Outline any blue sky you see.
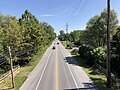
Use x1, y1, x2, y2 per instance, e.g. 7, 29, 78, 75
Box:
0, 0, 120, 35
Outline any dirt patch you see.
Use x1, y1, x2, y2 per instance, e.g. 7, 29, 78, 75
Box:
8, 70, 20, 78
0, 69, 20, 90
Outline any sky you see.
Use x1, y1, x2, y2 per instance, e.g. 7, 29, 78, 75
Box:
0, 0, 120, 35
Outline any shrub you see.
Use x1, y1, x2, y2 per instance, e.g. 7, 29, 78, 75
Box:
78, 45, 106, 67
78, 45, 95, 66
91, 47, 106, 67
78, 45, 93, 56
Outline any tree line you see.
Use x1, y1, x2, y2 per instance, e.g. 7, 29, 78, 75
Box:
59, 9, 120, 78
0, 10, 56, 72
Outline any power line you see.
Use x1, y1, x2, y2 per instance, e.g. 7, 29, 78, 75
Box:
67, 0, 82, 23
69, 0, 89, 25
0, 48, 33, 66
0, 60, 8, 66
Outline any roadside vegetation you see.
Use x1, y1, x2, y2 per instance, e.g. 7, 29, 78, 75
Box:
0, 10, 56, 89
0, 44, 51, 90
15, 44, 51, 90
59, 9, 120, 89
60, 41, 73, 48
72, 55, 117, 90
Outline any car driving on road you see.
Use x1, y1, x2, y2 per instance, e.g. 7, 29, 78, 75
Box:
57, 42, 59, 45
52, 46, 55, 49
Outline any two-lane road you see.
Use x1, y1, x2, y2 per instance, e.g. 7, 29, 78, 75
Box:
20, 40, 96, 90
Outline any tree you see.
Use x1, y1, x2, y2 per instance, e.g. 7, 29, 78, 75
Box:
59, 30, 65, 41
41, 22, 56, 45
0, 27, 3, 58
0, 10, 56, 68
111, 26, 120, 77
20, 10, 42, 50
69, 30, 82, 46
84, 9, 118, 47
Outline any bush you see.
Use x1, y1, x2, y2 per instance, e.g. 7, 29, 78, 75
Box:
111, 57, 120, 78
91, 47, 106, 67
78, 45, 95, 66
74, 41, 81, 46
78, 45, 106, 67
78, 45, 92, 57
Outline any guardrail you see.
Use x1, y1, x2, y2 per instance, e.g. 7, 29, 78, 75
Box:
0, 65, 20, 83
95, 64, 116, 82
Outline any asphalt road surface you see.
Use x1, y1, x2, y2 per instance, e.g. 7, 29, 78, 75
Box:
20, 39, 97, 90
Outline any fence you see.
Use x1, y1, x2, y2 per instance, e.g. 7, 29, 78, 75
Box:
0, 65, 20, 83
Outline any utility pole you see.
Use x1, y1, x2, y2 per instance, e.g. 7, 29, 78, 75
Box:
65, 23, 69, 47
8, 47, 14, 88
106, 0, 111, 88
65, 23, 69, 34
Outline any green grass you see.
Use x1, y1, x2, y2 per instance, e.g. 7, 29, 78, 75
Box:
0, 43, 52, 90
61, 41, 67, 48
60, 41, 72, 48
72, 55, 117, 90
14, 44, 51, 90
60, 41, 117, 90
0, 70, 6, 77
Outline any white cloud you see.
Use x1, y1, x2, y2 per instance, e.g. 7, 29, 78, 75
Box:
40, 14, 57, 17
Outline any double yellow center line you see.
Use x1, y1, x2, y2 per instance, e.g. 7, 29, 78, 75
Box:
56, 45, 59, 90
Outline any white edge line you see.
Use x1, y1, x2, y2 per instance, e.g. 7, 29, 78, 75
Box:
66, 62, 79, 89
35, 51, 52, 90
60, 46, 79, 89
61, 46, 79, 90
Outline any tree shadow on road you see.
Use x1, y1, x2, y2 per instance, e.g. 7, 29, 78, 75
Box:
64, 55, 89, 69
63, 82, 97, 90
66, 55, 117, 90
64, 56, 79, 66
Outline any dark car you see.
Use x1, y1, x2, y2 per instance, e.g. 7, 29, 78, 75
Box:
52, 46, 55, 49
57, 42, 59, 45
70, 46, 73, 49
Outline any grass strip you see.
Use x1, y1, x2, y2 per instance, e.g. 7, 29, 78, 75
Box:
15, 44, 51, 90
60, 41, 67, 48
72, 55, 116, 90
60, 41, 116, 90
0, 43, 51, 90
